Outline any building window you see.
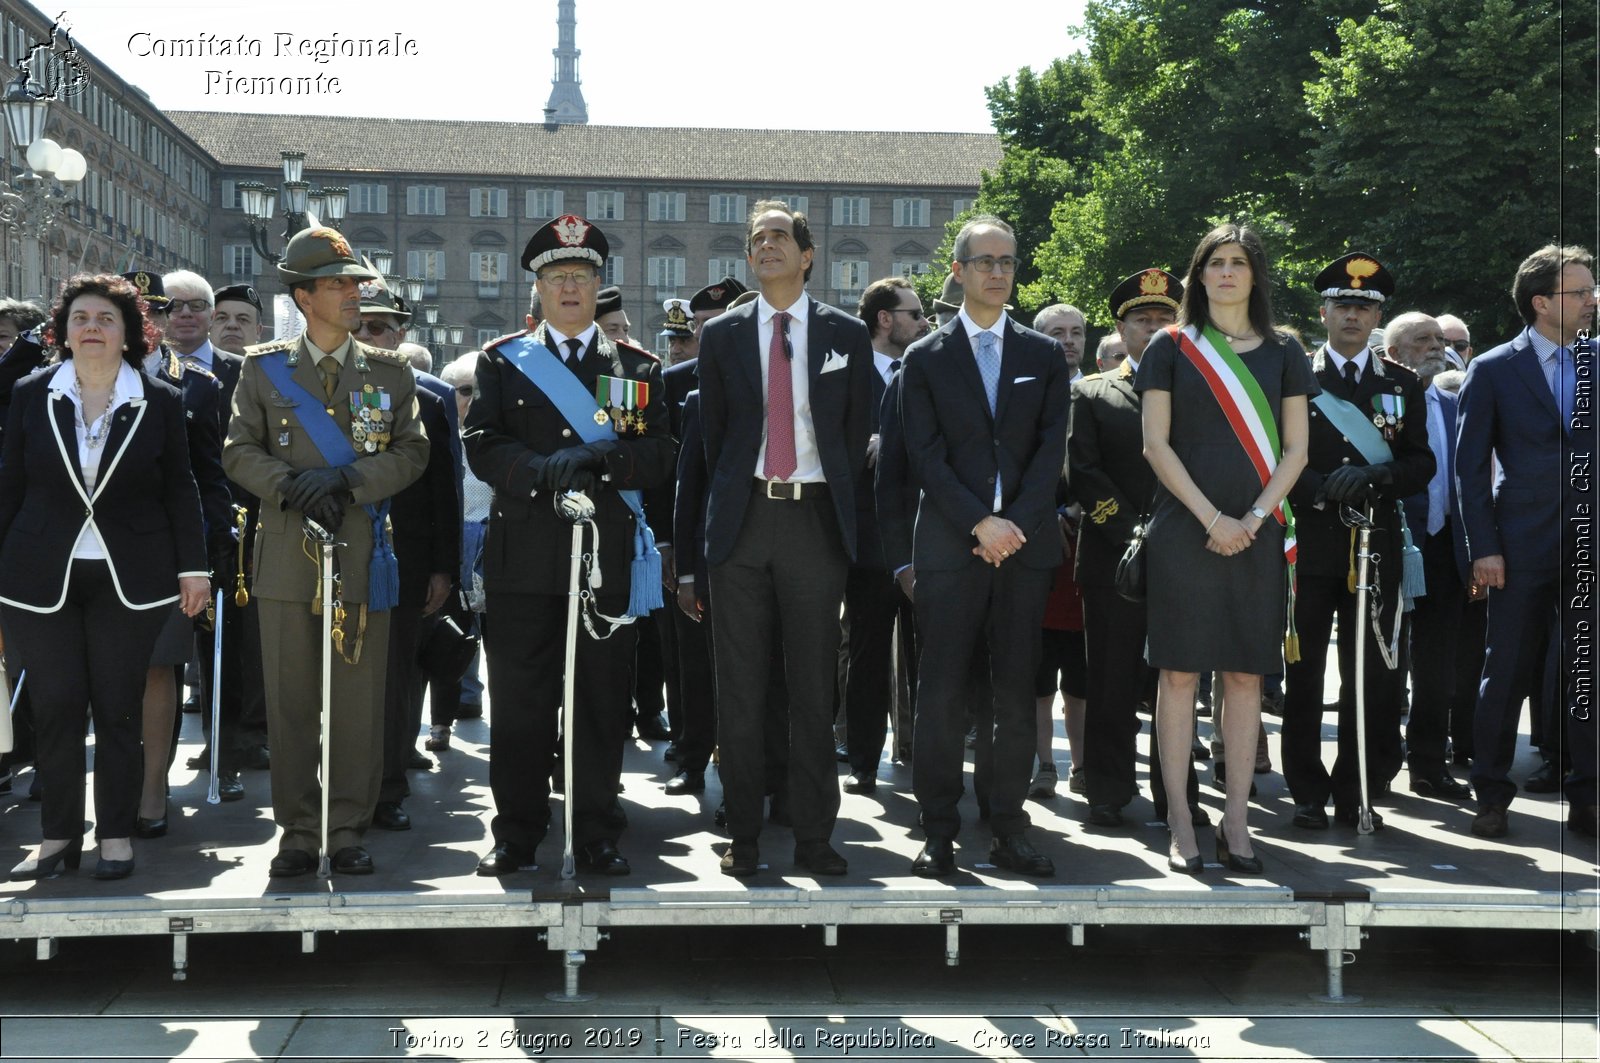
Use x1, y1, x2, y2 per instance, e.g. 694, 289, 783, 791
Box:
832, 259, 870, 293
832, 197, 870, 226
221, 179, 241, 210
347, 183, 388, 214
407, 250, 446, 295
647, 256, 685, 291
603, 257, 624, 287
224, 244, 259, 277
469, 188, 507, 218
526, 188, 564, 219
655, 333, 670, 357
406, 185, 446, 216
470, 252, 508, 297
707, 258, 746, 285
893, 198, 930, 227
953, 198, 973, 216
709, 194, 747, 224
648, 192, 685, 221
779, 195, 809, 216
893, 261, 932, 279
586, 191, 624, 221
476, 328, 502, 348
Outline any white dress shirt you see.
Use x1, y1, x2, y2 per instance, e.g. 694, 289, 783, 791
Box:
1424, 384, 1449, 537
1326, 346, 1372, 383
49, 360, 145, 560
958, 307, 1009, 511
754, 292, 823, 482
545, 322, 598, 362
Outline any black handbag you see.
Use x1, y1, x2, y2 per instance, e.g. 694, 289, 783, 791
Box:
1114, 517, 1150, 603
417, 592, 481, 682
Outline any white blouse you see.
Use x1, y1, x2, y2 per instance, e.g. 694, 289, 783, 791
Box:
46, 360, 145, 561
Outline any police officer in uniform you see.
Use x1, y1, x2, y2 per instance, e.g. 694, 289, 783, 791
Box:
464, 215, 673, 877
1283, 254, 1435, 830
222, 228, 428, 876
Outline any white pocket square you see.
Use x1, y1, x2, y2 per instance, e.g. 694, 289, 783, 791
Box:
820, 350, 849, 374
1013, 376, 1037, 384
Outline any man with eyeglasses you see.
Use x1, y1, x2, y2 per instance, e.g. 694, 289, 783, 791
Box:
697, 200, 872, 877
357, 281, 462, 835
464, 215, 673, 877
837, 276, 928, 796
1033, 304, 1087, 384
1436, 313, 1473, 370
1457, 244, 1598, 839
899, 214, 1070, 878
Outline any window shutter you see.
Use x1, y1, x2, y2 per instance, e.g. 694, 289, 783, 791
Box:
470, 191, 481, 218
221, 179, 235, 210
674, 193, 685, 220
832, 198, 844, 226
586, 191, 597, 217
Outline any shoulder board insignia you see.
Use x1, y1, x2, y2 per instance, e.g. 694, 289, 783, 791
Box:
616, 339, 660, 364
243, 338, 295, 357
179, 359, 216, 380
359, 344, 409, 367
484, 329, 530, 351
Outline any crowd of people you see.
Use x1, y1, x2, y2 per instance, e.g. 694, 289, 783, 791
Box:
0, 202, 1592, 884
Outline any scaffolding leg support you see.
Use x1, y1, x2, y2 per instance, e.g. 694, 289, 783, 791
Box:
544, 906, 601, 1003
172, 934, 188, 982
546, 950, 593, 1004
1303, 904, 1365, 1004
944, 924, 960, 967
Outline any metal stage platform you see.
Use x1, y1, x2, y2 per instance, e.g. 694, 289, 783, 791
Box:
0, 700, 1595, 1001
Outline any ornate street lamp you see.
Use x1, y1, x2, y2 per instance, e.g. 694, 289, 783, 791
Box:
240, 150, 350, 265
0, 71, 87, 239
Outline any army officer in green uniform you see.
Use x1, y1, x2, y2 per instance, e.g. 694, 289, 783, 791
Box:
222, 227, 428, 876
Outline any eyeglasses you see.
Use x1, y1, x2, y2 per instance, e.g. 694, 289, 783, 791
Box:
1445, 338, 1470, 352
355, 320, 397, 336
1550, 287, 1600, 300
168, 299, 211, 313
539, 268, 597, 287
889, 307, 926, 319
958, 255, 1019, 275
454, 385, 474, 396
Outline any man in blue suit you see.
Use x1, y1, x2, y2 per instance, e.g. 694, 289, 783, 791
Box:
898, 215, 1070, 877
1388, 312, 1472, 800
1457, 244, 1598, 838
697, 200, 872, 877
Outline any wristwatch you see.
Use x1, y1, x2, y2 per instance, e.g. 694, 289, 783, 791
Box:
1249, 506, 1269, 521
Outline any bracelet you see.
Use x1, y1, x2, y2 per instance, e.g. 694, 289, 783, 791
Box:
1205, 510, 1222, 534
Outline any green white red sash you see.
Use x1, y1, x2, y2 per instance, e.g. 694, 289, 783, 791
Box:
1168, 324, 1302, 662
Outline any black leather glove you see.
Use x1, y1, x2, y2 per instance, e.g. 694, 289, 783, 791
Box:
1321, 465, 1377, 505
545, 441, 615, 491
284, 466, 360, 512
305, 492, 348, 533
564, 469, 599, 495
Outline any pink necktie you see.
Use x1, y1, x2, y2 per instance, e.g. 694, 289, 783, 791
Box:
763, 311, 796, 480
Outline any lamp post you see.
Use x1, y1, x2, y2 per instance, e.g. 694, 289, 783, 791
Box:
1, 71, 87, 298
237, 150, 348, 265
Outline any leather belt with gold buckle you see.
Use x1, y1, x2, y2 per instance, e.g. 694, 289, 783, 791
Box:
758, 479, 826, 501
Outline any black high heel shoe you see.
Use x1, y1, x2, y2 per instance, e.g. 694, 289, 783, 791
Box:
92, 856, 135, 881
1215, 827, 1263, 874
1167, 847, 1203, 875
134, 802, 168, 839
10, 839, 83, 880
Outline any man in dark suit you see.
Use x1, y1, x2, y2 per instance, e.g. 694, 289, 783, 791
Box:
1068, 268, 1202, 827
1284, 254, 1435, 831
464, 215, 674, 876
1458, 244, 1598, 838
698, 200, 872, 877
899, 214, 1070, 877
659, 279, 745, 793
1385, 313, 1473, 800
840, 276, 928, 794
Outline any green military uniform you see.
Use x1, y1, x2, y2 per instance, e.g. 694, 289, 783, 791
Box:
220, 229, 428, 864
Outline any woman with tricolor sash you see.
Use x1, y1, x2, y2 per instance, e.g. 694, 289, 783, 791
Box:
1135, 223, 1317, 875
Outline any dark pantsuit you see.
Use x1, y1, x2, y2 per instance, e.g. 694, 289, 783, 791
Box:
4, 561, 165, 841
1451, 598, 1486, 761
379, 603, 425, 803
913, 563, 1052, 839
1471, 572, 1559, 810
1283, 572, 1405, 808
709, 493, 846, 845
484, 590, 636, 851
634, 607, 667, 717
670, 603, 716, 772
842, 564, 900, 777
1406, 525, 1465, 775
257, 597, 390, 853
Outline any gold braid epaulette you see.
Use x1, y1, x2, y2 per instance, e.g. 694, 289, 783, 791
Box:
243, 338, 295, 357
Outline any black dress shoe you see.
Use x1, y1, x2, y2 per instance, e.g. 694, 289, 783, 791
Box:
1189, 804, 1212, 828
720, 841, 759, 877
91, 856, 135, 880
911, 837, 955, 878
990, 833, 1053, 877
635, 712, 672, 741
1215, 828, 1263, 874
713, 802, 727, 828
794, 840, 847, 875
843, 773, 876, 795
1192, 737, 1211, 761
1086, 803, 1123, 827
664, 769, 705, 795
476, 842, 537, 876
407, 750, 433, 770
134, 804, 168, 839
576, 840, 631, 876
1471, 806, 1509, 838
1292, 804, 1329, 829
372, 801, 411, 831
1333, 804, 1384, 830
1410, 772, 1471, 799
1167, 848, 1202, 875
217, 771, 245, 802
186, 748, 210, 770
269, 849, 317, 877
331, 846, 374, 874
9, 840, 82, 880
242, 745, 271, 771
1524, 760, 1561, 793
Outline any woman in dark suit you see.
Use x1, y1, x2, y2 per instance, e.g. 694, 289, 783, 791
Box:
0, 274, 208, 881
